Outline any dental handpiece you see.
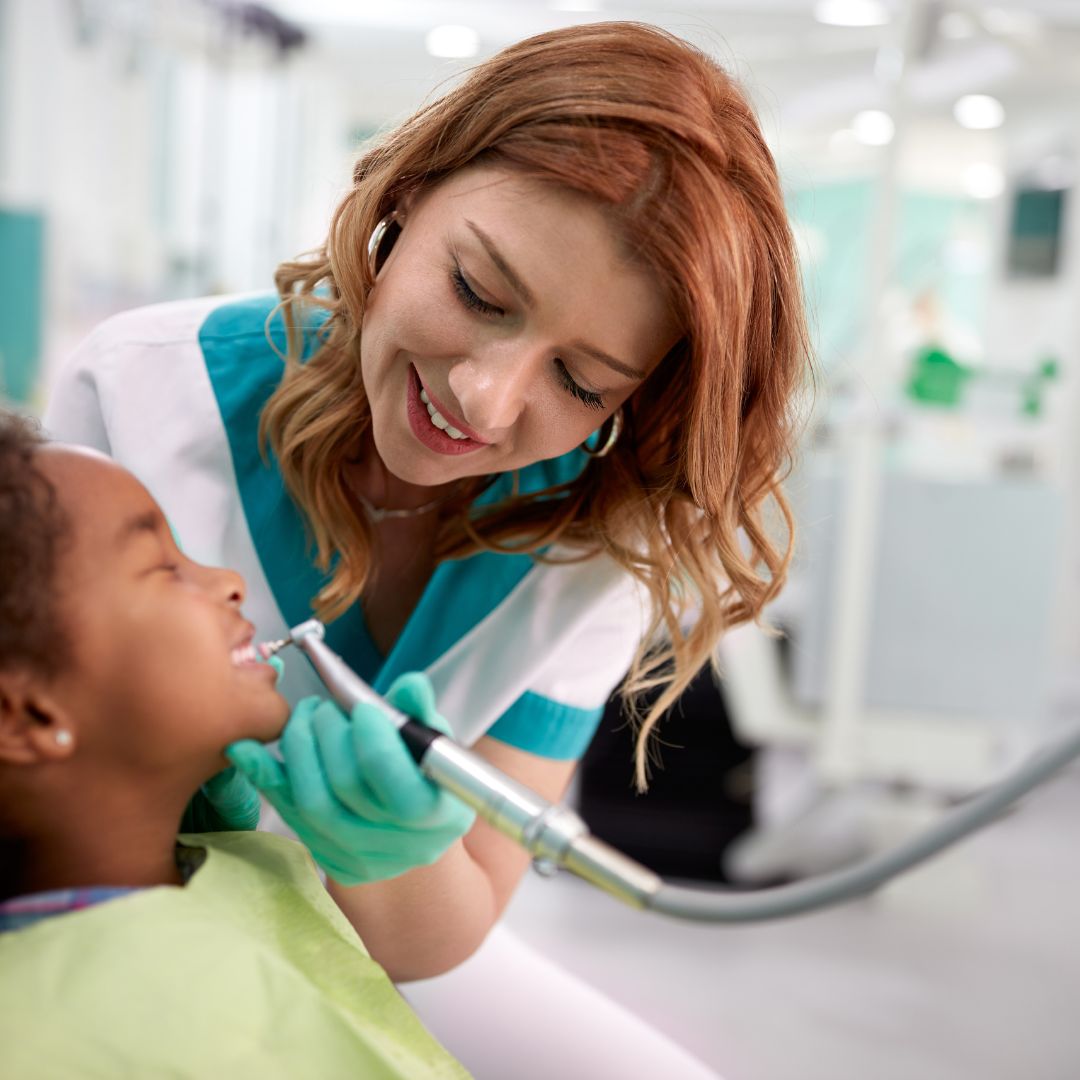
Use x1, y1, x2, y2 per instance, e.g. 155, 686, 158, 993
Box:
261, 620, 661, 908
261, 620, 1080, 923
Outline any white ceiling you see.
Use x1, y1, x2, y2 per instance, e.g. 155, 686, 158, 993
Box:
258, 1, 1080, 133
244, 1, 1080, 186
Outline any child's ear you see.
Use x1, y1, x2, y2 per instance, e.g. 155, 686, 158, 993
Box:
0, 670, 77, 765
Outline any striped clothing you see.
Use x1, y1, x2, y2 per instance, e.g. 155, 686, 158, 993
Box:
0, 845, 204, 933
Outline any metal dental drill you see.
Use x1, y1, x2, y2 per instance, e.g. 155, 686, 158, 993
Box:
261, 620, 1080, 923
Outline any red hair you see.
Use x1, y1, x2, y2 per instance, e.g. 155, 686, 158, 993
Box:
263, 22, 811, 786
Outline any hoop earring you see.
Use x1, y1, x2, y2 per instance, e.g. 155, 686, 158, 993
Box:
367, 213, 400, 278
583, 408, 623, 459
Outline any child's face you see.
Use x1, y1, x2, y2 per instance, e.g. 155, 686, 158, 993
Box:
38, 447, 289, 778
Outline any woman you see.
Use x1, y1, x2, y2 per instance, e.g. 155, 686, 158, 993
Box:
46, 20, 808, 1075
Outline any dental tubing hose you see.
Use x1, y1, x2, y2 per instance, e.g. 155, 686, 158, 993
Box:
267, 620, 1080, 923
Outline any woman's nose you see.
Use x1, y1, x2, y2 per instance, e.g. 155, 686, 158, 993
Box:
447, 349, 536, 436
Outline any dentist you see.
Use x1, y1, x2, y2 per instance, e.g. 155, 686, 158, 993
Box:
45, 20, 809, 1076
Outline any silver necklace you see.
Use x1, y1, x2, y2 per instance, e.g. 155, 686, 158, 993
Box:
351, 485, 463, 524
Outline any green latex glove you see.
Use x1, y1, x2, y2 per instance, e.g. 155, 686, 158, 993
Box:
225, 672, 476, 886
179, 656, 283, 834
180, 766, 262, 832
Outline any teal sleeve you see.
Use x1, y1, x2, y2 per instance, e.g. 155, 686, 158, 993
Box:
485, 692, 605, 761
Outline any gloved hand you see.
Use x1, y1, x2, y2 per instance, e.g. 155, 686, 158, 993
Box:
180, 766, 263, 832
225, 672, 476, 886
179, 656, 283, 834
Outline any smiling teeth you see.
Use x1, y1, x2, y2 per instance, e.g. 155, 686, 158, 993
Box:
231, 644, 257, 666
419, 388, 468, 441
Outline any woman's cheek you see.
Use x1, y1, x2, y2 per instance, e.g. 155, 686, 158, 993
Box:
407, 294, 475, 359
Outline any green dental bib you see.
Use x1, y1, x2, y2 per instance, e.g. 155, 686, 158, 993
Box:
0, 831, 469, 1079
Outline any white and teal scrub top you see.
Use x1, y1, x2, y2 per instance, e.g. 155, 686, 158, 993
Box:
44, 294, 650, 760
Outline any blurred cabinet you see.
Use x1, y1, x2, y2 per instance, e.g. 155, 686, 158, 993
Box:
0, 208, 45, 403
792, 467, 1063, 726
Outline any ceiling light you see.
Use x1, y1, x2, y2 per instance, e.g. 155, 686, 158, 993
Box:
852, 109, 895, 146
425, 25, 479, 59
814, 0, 889, 27
953, 94, 1005, 130
963, 162, 1004, 199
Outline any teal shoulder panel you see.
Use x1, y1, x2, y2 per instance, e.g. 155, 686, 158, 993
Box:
485, 692, 604, 761
200, 294, 594, 696
198, 295, 381, 682
372, 449, 592, 690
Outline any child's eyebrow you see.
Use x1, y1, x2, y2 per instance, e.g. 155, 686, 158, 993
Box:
114, 509, 166, 548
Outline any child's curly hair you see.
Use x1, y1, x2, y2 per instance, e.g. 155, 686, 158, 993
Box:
0, 411, 72, 678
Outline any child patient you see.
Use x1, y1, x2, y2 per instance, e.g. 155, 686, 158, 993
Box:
0, 412, 468, 1079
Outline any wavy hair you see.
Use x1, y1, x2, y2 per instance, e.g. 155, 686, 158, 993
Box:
261, 21, 811, 788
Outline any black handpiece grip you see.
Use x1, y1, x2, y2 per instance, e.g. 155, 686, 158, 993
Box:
399, 717, 441, 764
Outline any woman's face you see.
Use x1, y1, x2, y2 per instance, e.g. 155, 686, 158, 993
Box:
360, 165, 680, 488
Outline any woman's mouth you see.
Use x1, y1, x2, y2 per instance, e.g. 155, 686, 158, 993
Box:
406, 367, 489, 456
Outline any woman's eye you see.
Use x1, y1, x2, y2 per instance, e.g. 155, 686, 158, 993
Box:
555, 359, 605, 412
450, 263, 603, 412
451, 265, 504, 317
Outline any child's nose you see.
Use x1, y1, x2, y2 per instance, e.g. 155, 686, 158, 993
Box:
192, 562, 246, 605
218, 567, 245, 606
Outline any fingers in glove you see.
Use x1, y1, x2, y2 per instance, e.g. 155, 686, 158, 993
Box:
226, 741, 289, 795
312, 698, 385, 820
280, 697, 343, 818
349, 700, 441, 822
385, 672, 453, 737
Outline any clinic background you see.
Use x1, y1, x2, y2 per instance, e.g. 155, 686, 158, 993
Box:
3, 1, 1079, 1077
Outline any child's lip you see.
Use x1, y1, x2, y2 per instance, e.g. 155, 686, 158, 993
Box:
230, 642, 260, 666
229, 624, 260, 666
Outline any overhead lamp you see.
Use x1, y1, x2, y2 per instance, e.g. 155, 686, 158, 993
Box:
851, 109, 894, 146
425, 24, 479, 59
814, 0, 889, 27
963, 162, 1004, 199
953, 94, 1005, 130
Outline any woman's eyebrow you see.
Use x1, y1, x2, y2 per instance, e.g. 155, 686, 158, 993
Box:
572, 342, 646, 381
465, 219, 645, 381
465, 220, 535, 308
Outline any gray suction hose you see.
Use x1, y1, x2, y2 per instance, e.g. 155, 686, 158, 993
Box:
284, 620, 1080, 923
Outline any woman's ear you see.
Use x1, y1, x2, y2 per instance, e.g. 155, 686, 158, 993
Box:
0, 670, 77, 765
